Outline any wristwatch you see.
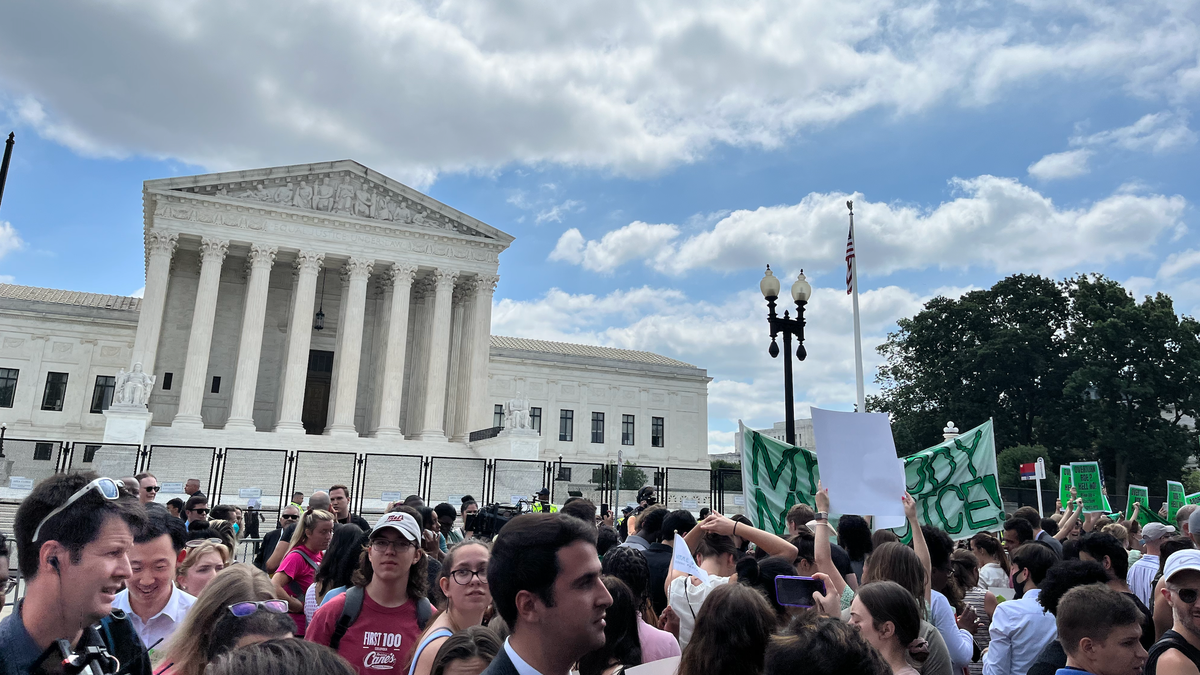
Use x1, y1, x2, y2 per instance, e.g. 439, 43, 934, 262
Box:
816, 511, 829, 521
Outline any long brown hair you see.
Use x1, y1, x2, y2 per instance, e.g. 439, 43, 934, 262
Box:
970, 532, 1010, 576
863, 542, 926, 604
159, 563, 277, 675
678, 583, 776, 675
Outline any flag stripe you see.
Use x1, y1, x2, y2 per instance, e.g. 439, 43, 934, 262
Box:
845, 223, 855, 295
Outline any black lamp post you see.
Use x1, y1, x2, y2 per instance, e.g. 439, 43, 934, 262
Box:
313, 268, 326, 331
760, 266, 812, 447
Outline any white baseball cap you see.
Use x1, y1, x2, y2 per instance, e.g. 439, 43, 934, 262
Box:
1141, 522, 1176, 543
371, 511, 421, 542
1164, 549, 1200, 583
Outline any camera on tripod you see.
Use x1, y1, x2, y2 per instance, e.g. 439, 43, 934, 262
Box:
463, 499, 534, 539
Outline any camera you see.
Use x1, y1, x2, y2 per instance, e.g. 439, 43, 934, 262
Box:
463, 501, 533, 540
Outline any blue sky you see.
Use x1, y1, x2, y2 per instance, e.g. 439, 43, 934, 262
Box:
1, 1, 1198, 452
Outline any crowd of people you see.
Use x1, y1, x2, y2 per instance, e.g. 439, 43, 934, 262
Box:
5, 472, 1200, 675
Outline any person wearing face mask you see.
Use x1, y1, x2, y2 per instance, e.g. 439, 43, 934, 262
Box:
273, 509, 336, 637
409, 540, 493, 675
982, 543, 1059, 675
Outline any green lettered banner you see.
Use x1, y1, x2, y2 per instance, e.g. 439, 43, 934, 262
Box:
1168, 481, 1186, 522
1070, 462, 1105, 512
1186, 493, 1200, 506
1127, 485, 1149, 521
738, 419, 1002, 541
1059, 466, 1073, 511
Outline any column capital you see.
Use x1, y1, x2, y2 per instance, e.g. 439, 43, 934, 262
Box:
389, 263, 419, 286
452, 283, 470, 305
413, 276, 438, 300
247, 244, 278, 269
341, 257, 375, 281
198, 237, 230, 264
431, 268, 459, 289
472, 274, 499, 296
294, 250, 325, 274
145, 230, 179, 257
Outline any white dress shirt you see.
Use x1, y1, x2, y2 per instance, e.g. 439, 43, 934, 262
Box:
505, 637, 545, 675
982, 588, 1056, 675
113, 585, 197, 653
930, 590, 975, 668
1127, 554, 1160, 606
978, 562, 1010, 589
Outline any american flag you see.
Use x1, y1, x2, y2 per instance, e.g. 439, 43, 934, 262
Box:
845, 221, 855, 295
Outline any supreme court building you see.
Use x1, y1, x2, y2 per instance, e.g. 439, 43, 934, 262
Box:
0, 161, 710, 471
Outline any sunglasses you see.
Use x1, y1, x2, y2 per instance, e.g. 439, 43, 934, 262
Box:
1174, 587, 1200, 604
228, 600, 289, 617
190, 508, 210, 515
33, 477, 121, 542
280, 514, 300, 521
186, 538, 223, 549
143, 485, 161, 493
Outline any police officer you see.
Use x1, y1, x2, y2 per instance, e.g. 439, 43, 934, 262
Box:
531, 488, 558, 513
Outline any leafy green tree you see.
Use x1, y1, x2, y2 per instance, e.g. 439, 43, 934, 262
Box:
591, 461, 650, 491
996, 445, 1047, 487
711, 458, 742, 492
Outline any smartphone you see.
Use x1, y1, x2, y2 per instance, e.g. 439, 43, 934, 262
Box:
775, 575, 825, 607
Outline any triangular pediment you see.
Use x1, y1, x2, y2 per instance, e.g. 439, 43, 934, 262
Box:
145, 160, 510, 243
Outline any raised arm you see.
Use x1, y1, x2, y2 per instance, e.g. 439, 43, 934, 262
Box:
903, 493, 932, 603
700, 513, 797, 560
814, 484, 848, 597
666, 513, 720, 591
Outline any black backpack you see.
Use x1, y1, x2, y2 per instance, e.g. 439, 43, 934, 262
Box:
327, 586, 432, 650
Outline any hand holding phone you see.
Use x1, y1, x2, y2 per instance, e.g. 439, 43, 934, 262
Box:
775, 575, 825, 608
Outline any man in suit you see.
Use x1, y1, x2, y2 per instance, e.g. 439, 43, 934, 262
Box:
483, 514, 613, 675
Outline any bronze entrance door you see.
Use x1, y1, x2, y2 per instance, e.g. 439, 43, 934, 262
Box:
302, 350, 334, 434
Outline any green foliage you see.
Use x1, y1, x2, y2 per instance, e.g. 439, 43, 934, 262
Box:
711, 458, 742, 491
996, 445, 1046, 487
592, 461, 650, 491
872, 273, 1200, 492
1184, 469, 1200, 495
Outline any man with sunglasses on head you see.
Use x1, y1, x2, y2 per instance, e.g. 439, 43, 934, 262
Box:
1147, 549, 1200, 674
306, 508, 433, 675
0, 472, 148, 675
113, 510, 195, 655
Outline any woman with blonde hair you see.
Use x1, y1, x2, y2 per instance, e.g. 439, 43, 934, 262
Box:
408, 539, 492, 675
156, 563, 286, 675
176, 540, 229, 596
272, 508, 334, 636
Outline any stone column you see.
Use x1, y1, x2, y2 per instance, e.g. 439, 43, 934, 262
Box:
274, 251, 324, 433
467, 275, 499, 433
442, 284, 469, 439
225, 244, 278, 430
373, 263, 417, 437
449, 285, 477, 442
326, 257, 374, 436
131, 230, 178, 376
172, 237, 229, 428
404, 278, 435, 437
415, 269, 459, 441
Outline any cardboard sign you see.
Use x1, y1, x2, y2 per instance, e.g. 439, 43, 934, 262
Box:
1127, 485, 1150, 521
1186, 492, 1200, 506
1059, 466, 1073, 510
672, 533, 709, 582
811, 408, 907, 520
1070, 462, 1105, 512
1168, 481, 1186, 522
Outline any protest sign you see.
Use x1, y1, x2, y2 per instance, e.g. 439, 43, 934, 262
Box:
1168, 481, 1186, 522
1187, 493, 1200, 506
737, 418, 1002, 541
1070, 462, 1105, 512
1127, 485, 1149, 521
1059, 466, 1073, 510
811, 408, 907, 520
672, 533, 709, 582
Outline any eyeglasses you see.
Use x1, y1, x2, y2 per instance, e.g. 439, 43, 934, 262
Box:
186, 538, 223, 549
1173, 587, 1200, 604
228, 600, 289, 617
143, 485, 160, 493
449, 569, 489, 585
369, 538, 415, 553
280, 514, 300, 521
33, 477, 121, 542
190, 508, 210, 515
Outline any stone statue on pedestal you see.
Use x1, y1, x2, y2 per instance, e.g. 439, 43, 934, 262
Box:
504, 396, 532, 431
113, 362, 156, 407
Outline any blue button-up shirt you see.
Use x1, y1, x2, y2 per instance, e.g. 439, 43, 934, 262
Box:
0, 600, 49, 675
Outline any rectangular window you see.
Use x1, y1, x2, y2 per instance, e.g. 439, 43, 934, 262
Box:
559, 409, 574, 442
494, 404, 505, 428
33, 442, 54, 461
41, 372, 69, 411
622, 414, 635, 446
652, 417, 665, 448
531, 407, 542, 434
210, 376, 221, 394
0, 367, 18, 408
90, 375, 116, 414
591, 412, 605, 444
161, 372, 173, 391
82, 444, 101, 463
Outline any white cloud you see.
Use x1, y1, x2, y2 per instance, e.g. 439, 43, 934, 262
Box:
535, 200, 583, 224
1028, 149, 1093, 180
550, 176, 1187, 278
0, 221, 25, 260
130, 287, 146, 298
0, 2, 1196, 178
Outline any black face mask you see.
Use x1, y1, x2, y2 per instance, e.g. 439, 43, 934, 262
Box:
1013, 568, 1028, 599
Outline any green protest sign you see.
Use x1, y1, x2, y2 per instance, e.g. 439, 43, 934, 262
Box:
1168, 481, 1186, 522
1102, 495, 1112, 513
1059, 466, 1073, 510
1070, 462, 1105, 512
1127, 485, 1149, 522
739, 419, 1002, 541
1186, 493, 1200, 506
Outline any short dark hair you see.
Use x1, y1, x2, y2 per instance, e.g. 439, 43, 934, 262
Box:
787, 504, 815, 528
1036, 559, 1109, 615
836, 515, 873, 562
13, 472, 146, 578
209, 504, 238, 523
635, 506, 667, 540
921, 525, 954, 571
560, 499, 597, 525
134, 472, 156, 482
765, 615, 890, 675
1057, 584, 1142, 655
185, 495, 209, 512
596, 525, 619, 558
602, 546, 650, 605
328, 484, 350, 498
1079, 532, 1129, 579
661, 510, 697, 542
1012, 542, 1058, 586
1041, 518, 1060, 536
434, 503, 458, 522
207, 638, 357, 675
855, 581, 923, 650
429, 625, 501, 675
167, 497, 185, 511
1014, 506, 1042, 531
488, 513, 598, 625
137, 509, 189, 553
1004, 518, 1034, 544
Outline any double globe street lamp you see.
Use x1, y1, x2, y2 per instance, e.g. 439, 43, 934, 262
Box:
760, 266, 812, 447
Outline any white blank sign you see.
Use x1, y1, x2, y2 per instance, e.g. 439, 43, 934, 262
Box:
811, 408, 907, 519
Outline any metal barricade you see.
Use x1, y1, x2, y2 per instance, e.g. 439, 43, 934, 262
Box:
491, 459, 547, 506
425, 457, 486, 508
664, 467, 712, 513
713, 467, 745, 516
142, 445, 218, 506
552, 461, 612, 509
0, 438, 65, 491
217, 448, 291, 535
64, 442, 141, 478
290, 450, 358, 507
358, 453, 425, 518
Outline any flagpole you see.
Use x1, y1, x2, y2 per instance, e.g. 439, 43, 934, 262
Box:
848, 201, 866, 413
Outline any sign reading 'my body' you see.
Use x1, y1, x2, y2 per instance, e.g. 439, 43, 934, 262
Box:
738, 419, 1002, 540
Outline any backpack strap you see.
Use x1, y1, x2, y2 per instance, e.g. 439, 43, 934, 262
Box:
285, 549, 321, 600
416, 597, 432, 630
329, 586, 366, 651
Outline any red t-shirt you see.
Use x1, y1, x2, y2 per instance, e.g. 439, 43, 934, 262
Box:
306, 589, 422, 675
278, 544, 322, 635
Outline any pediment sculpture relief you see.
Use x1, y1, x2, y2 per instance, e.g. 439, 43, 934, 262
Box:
173, 173, 489, 238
